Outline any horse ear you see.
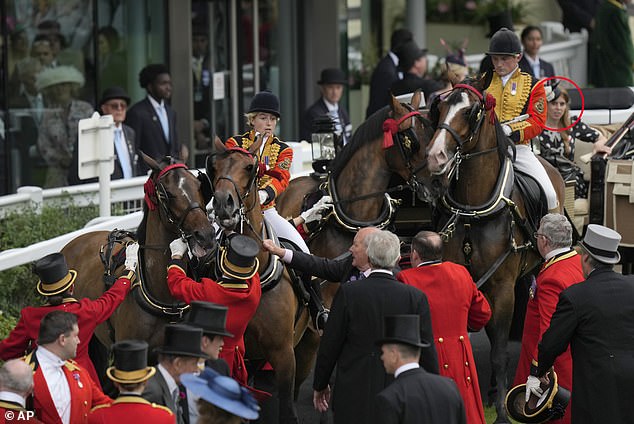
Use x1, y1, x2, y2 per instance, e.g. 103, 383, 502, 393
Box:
214, 136, 227, 153
389, 93, 402, 114
141, 151, 161, 172
411, 90, 422, 111
248, 133, 264, 154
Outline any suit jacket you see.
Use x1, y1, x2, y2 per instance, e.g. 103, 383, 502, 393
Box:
142, 370, 185, 424
536, 268, 634, 424
391, 73, 443, 104
519, 56, 555, 79
313, 271, 438, 424
68, 124, 138, 185
367, 54, 399, 118
557, 0, 600, 33
88, 394, 174, 424
300, 98, 351, 143
290, 251, 359, 284
398, 262, 491, 424
374, 367, 466, 424
125, 97, 179, 173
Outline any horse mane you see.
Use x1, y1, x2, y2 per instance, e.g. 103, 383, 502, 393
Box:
328, 106, 390, 178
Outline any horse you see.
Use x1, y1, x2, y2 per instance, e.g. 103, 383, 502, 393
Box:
425, 80, 565, 423
206, 136, 312, 424
62, 154, 216, 364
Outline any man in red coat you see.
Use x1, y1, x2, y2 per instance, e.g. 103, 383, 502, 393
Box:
513, 214, 583, 424
88, 340, 173, 424
397, 230, 491, 424
167, 234, 261, 385
0, 247, 137, 387
24, 311, 111, 424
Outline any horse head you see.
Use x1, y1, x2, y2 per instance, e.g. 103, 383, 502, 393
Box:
207, 136, 262, 231
142, 152, 216, 257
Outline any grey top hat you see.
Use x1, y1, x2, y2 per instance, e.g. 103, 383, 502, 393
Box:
579, 224, 621, 264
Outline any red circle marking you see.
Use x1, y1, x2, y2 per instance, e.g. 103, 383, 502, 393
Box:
530, 76, 585, 132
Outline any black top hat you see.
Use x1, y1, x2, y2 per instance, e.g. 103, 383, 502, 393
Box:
317, 68, 347, 85
248, 91, 280, 118
505, 370, 571, 423
486, 28, 522, 56
376, 315, 430, 348
155, 324, 209, 359
579, 224, 621, 264
487, 11, 514, 38
107, 340, 156, 384
186, 301, 234, 338
99, 86, 131, 108
34, 253, 77, 296
220, 235, 259, 280
397, 40, 428, 72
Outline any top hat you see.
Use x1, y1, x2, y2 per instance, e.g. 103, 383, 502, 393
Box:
376, 315, 430, 348
486, 28, 522, 56
99, 86, 131, 108
397, 40, 428, 72
106, 340, 156, 384
35, 65, 85, 91
220, 235, 259, 280
154, 324, 209, 359
186, 301, 234, 338
505, 371, 571, 423
317, 68, 347, 85
181, 368, 260, 420
390, 28, 414, 53
487, 11, 515, 38
248, 91, 280, 117
579, 224, 621, 264
34, 253, 77, 296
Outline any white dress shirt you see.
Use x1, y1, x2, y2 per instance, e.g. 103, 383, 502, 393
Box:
394, 362, 420, 378
0, 391, 26, 408
36, 347, 71, 424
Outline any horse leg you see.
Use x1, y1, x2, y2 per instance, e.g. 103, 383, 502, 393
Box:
266, 344, 299, 424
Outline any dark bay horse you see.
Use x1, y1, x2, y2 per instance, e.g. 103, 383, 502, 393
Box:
426, 81, 565, 423
62, 154, 215, 354
207, 136, 310, 424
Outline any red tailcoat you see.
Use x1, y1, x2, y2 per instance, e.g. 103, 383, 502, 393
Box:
88, 394, 174, 424
513, 250, 583, 424
398, 261, 491, 424
167, 260, 261, 385
0, 277, 131, 386
26, 352, 111, 424
0, 400, 42, 423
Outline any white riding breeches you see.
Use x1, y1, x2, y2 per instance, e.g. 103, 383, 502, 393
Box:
263, 207, 310, 253
513, 144, 558, 210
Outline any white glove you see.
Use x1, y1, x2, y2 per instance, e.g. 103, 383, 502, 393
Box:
300, 196, 333, 224
502, 124, 512, 137
169, 238, 188, 258
124, 243, 139, 271
258, 190, 269, 204
525, 375, 543, 402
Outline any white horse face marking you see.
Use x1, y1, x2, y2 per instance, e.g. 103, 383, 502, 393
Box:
428, 92, 471, 174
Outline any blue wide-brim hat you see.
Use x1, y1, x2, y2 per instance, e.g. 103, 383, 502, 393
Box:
181, 368, 260, 420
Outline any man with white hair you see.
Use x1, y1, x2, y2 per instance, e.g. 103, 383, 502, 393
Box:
0, 359, 38, 420
312, 230, 438, 424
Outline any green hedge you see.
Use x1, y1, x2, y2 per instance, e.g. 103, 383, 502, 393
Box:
0, 204, 99, 320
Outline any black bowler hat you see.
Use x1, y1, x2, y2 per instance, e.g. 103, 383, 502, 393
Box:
376, 315, 430, 348
107, 340, 156, 384
397, 40, 428, 72
34, 253, 77, 296
505, 370, 571, 423
155, 324, 209, 359
220, 235, 259, 280
99, 86, 131, 108
486, 28, 521, 56
186, 301, 234, 338
248, 90, 280, 117
317, 68, 347, 85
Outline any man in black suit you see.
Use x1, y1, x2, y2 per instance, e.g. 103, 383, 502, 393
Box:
518, 26, 555, 79
300, 68, 351, 145
375, 315, 466, 424
312, 230, 438, 424
366, 29, 413, 118
125, 64, 180, 173
185, 301, 232, 376
528, 224, 634, 424
391, 40, 444, 104
142, 324, 208, 424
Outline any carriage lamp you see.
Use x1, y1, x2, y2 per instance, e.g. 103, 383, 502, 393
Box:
311, 115, 340, 174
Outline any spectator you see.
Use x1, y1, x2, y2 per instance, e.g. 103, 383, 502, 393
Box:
391, 40, 444, 103
397, 231, 491, 424
0, 248, 137, 388
10, 57, 44, 123
185, 301, 233, 375
192, 28, 212, 153
0, 359, 38, 420
557, 0, 600, 34
97, 26, 127, 91
366, 28, 413, 117
25, 311, 111, 423
300, 68, 351, 145
125, 64, 180, 173
528, 224, 634, 424
31, 35, 56, 68
518, 26, 555, 79
312, 230, 438, 423
374, 315, 466, 424
88, 340, 174, 423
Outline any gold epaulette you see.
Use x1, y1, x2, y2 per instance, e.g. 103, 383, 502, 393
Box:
167, 264, 186, 274
152, 403, 174, 415
217, 280, 249, 289
542, 250, 578, 271
90, 404, 110, 413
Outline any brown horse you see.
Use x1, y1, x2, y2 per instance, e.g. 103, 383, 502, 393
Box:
206, 136, 310, 424
425, 80, 565, 423
62, 154, 216, 355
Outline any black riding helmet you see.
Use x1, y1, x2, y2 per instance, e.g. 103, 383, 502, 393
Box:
248, 90, 280, 117
486, 28, 521, 56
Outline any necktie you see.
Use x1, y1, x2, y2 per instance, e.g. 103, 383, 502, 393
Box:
157, 104, 170, 142
114, 129, 133, 179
